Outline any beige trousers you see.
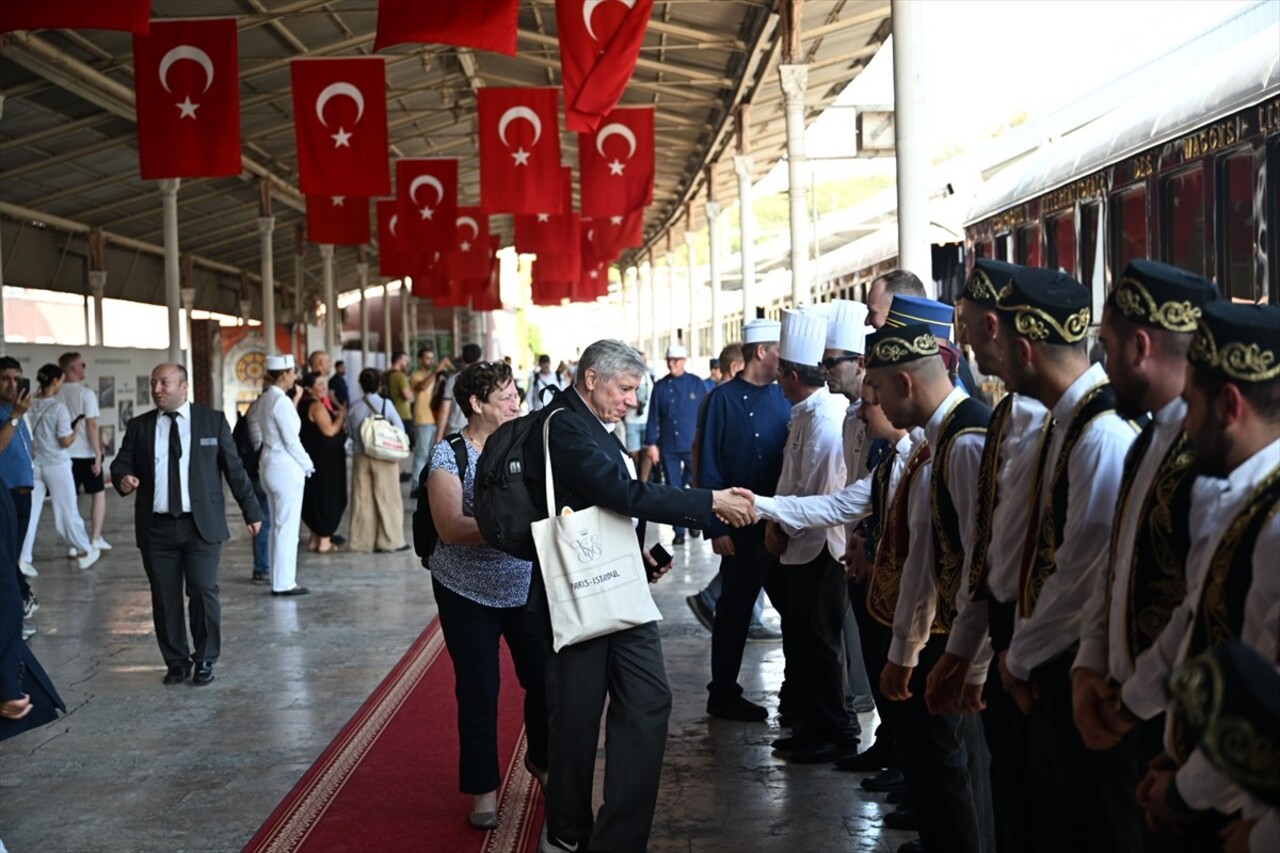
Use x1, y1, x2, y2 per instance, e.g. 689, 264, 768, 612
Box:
348, 453, 406, 552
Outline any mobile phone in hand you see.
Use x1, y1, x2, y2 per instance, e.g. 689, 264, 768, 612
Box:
72, 414, 86, 427
18, 378, 30, 396
650, 543, 673, 569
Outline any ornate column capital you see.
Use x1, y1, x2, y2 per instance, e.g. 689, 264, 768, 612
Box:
778, 64, 809, 101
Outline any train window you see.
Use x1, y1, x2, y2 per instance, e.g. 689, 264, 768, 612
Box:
1080, 203, 1100, 286
1220, 152, 1259, 302
1163, 167, 1207, 276
1047, 213, 1076, 275
1016, 224, 1040, 267
995, 235, 1008, 261
1113, 188, 1148, 270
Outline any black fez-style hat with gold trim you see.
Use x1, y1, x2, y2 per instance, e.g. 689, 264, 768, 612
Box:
994, 267, 1091, 345
1188, 300, 1280, 384
1167, 640, 1280, 807
1108, 260, 1218, 334
962, 259, 1022, 309
865, 323, 941, 369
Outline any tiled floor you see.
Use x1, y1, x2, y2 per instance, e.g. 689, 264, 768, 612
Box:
1, 483, 912, 852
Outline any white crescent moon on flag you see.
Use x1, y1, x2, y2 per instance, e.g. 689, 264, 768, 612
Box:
159, 45, 215, 94
457, 216, 480, 240
316, 82, 366, 127
595, 123, 637, 159
498, 107, 543, 148
389, 214, 399, 237
583, 0, 638, 41
409, 174, 445, 206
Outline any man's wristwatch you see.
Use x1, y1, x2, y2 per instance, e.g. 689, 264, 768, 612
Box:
8, 417, 19, 429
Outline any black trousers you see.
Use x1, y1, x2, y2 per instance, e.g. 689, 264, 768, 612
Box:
11, 489, 32, 602
850, 577, 897, 758
895, 633, 985, 853
786, 549, 857, 747
544, 620, 671, 853
142, 514, 222, 666
982, 599, 1033, 853
432, 578, 548, 794
708, 522, 787, 698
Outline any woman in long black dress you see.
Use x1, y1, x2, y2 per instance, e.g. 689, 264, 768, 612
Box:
298, 371, 348, 553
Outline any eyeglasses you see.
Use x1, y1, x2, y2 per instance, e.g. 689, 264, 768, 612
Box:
819, 354, 861, 370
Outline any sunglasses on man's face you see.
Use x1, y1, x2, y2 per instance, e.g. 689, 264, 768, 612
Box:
819, 354, 860, 370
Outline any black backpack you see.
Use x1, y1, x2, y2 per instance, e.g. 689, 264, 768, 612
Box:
232, 411, 260, 479
412, 433, 468, 570
473, 401, 559, 560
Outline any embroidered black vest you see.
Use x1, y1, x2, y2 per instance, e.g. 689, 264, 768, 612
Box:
1105, 426, 1196, 667
1019, 382, 1118, 618
967, 394, 1015, 599
867, 443, 931, 629
930, 398, 992, 630
1169, 462, 1280, 764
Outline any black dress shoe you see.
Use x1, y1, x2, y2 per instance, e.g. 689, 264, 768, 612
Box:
331, 534, 347, 546
883, 808, 918, 831
192, 662, 215, 686
787, 741, 851, 764
685, 594, 715, 632
833, 741, 893, 772
163, 664, 192, 685
706, 694, 768, 722
886, 789, 912, 807
771, 733, 819, 752
861, 768, 906, 792
272, 586, 311, 597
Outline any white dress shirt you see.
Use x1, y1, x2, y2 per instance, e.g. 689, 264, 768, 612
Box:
985, 394, 1052, 604
253, 385, 314, 476
1074, 397, 1190, 682
889, 388, 989, 682
1120, 438, 1280, 814
153, 401, 193, 515
773, 387, 848, 565
1006, 363, 1136, 680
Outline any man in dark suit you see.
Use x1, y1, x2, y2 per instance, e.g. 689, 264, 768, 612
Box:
525, 339, 753, 853
110, 363, 262, 686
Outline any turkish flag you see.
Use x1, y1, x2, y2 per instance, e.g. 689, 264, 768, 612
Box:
133, 19, 240, 180
514, 167, 574, 254
373, 0, 518, 56
573, 227, 610, 301
377, 199, 414, 279
1, 0, 150, 34
292, 58, 390, 197
306, 195, 370, 245
531, 262, 571, 306
478, 88, 564, 215
442, 207, 492, 283
537, 214, 583, 284
557, 0, 653, 132
409, 252, 444, 300
395, 158, 457, 254
590, 208, 645, 261
472, 237, 504, 312
578, 107, 654, 217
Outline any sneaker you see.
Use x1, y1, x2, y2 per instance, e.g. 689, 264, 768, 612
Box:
23, 593, 39, 619
18, 560, 37, 578
68, 546, 86, 559
747, 623, 783, 641
77, 546, 102, 570
685, 594, 715, 632
252, 572, 269, 585
540, 831, 584, 853
92, 537, 113, 551
707, 694, 768, 722
21, 626, 37, 640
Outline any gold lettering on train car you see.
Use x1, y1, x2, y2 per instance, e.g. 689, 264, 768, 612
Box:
1260, 99, 1280, 134
1132, 153, 1155, 180
1179, 118, 1242, 160
992, 208, 1022, 233
1041, 173, 1107, 213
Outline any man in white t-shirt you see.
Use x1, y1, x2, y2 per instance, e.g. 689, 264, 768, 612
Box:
58, 352, 110, 553
527, 354, 564, 413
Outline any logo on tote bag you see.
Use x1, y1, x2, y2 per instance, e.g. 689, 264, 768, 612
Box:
570, 529, 604, 563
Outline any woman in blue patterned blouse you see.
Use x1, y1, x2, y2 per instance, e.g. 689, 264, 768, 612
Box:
425, 360, 547, 831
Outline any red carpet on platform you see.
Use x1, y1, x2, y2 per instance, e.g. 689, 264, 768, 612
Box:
245, 619, 544, 853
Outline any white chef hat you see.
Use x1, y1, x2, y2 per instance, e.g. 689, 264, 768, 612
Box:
778, 308, 827, 366
265, 354, 295, 371
742, 318, 781, 344
825, 299, 871, 353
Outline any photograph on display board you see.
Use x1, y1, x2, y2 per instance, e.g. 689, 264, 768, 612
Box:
136, 376, 151, 406
118, 401, 133, 429
99, 376, 116, 408
100, 425, 116, 457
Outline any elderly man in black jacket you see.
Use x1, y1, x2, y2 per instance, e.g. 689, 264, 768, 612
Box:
525, 339, 754, 853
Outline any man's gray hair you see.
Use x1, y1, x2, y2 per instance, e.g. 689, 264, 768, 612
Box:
576, 339, 647, 386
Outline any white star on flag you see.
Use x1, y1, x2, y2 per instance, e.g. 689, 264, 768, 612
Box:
536, 213, 550, 223
176, 97, 199, 119
331, 196, 346, 206
460, 241, 472, 252
511, 147, 531, 166
420, 206, 434, 220
607, 160, 625, 176
609, 216, 623, 226
589, 269, 598, 278
331, 127, 353, 148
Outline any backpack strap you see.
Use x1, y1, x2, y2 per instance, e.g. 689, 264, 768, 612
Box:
446, 432, 469, 481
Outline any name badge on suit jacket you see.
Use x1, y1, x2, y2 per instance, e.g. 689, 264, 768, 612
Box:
200, 437, 218, 447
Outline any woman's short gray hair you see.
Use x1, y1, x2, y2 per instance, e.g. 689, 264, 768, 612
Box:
576, 339, 647, 386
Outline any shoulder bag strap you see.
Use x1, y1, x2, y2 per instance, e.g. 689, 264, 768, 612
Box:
541, 409, 564, 516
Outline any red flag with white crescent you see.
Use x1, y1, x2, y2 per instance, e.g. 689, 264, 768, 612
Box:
578, 107, 654, 217
292, 58, 390, 196
556, 0, 653, 132
589, 208, 644, 261
514, 167, 574, 254
133, 18, 240, 179
1, 0, 151, 34
373, 0, 518, 56
395, 158, 457, 254
573, 226, 609, 301
472, 236, 504, 312
442, 207, 492, 283
538, 214, 583, 284
305, 195, 370, 245
478, 88, 564, 215
377, 199, 413, 279
531, 261, 571, 306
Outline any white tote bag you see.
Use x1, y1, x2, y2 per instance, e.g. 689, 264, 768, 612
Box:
360, 398, 411, 462
532, 411, 663, 652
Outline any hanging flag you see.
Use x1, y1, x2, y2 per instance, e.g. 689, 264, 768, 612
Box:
373, 0, 518, 56
305, 195, 370, 245
574, 225, 609, 301
578, 107, 654, 216
395, 158, 457, 254
590, 208, 645, 261
514, 167, 574, 254
538, 214, 583, 284
292, 58, 390, 196
556, 0, 652, 132
133, 18, 240, 180
1, 0, 151, 34
472, 237, 504, 312
478, 88, 564, 215
442, 207, 492, 283
531, 261, 571, 307
376, 199, 413, 279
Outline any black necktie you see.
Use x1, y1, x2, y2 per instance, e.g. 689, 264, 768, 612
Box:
165, 411, 182, 517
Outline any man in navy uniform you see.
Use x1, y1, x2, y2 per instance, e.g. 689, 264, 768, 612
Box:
645, 343, 707, 545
